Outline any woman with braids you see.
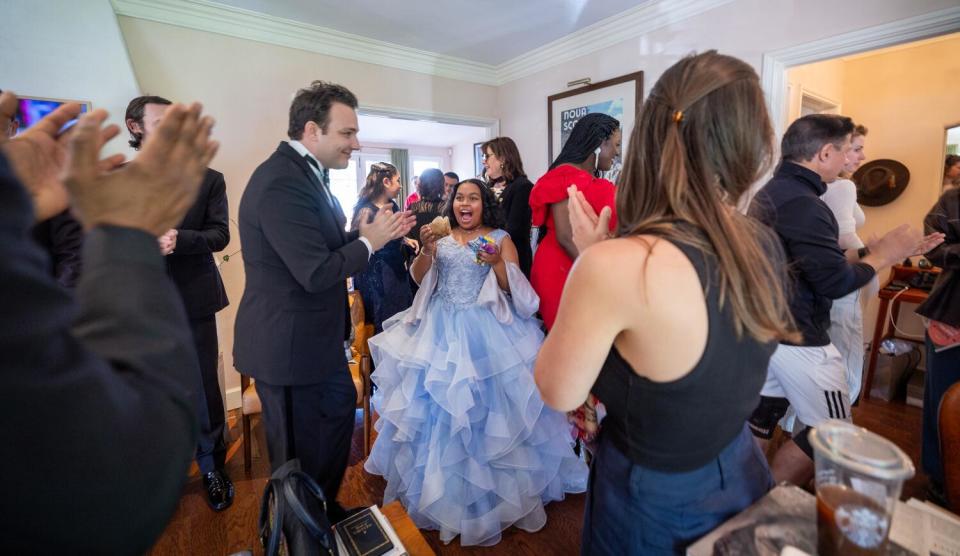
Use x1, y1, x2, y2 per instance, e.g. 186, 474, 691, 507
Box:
350, 162, 414, 332
529, 113, 621, 450
529, 113, 621, 330
535, 51, 798, 554
482, 137, 535, 277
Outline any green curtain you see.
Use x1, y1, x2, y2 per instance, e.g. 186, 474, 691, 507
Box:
390, 148, 410, 205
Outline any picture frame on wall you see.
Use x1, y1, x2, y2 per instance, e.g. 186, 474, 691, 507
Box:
547, 71, 643, 163
474, 142, 485, 179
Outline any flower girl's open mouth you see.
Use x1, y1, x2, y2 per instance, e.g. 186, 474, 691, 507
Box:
458, 208, 475, 227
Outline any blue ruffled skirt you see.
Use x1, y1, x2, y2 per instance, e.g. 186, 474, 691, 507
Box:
365, 296, 587, 546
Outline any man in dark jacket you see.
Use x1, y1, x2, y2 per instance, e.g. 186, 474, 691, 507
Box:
916, 186, 960, 503
748, 114, 936, 485
234, 81, 414, 519
126, 95, 234, 510
0, 91, 217, 552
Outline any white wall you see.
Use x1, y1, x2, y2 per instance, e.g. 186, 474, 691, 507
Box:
0, 0, 140, 156
497, 0, 959, 179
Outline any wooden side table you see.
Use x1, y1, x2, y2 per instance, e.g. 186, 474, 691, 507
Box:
382, 500, 436, 556
863, 265, 937, 400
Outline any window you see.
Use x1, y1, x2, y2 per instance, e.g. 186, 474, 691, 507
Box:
411, 156, 442, 179
327, 153, 390, 230
327, 159, 359, 228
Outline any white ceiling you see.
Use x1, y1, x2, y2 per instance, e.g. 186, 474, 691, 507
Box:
357, 113, 488, 147
211, 0, 648, 65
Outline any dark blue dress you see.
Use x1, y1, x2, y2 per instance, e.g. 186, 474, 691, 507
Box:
350, 199, 413, 332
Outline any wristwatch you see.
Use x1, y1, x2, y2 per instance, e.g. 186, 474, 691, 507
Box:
857, 246, 870, 259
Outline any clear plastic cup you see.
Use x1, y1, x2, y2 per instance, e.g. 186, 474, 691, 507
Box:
810, 420, 915, 556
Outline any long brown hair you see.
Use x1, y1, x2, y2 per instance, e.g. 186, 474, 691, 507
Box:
358, 161, 399, 204
482, 137, 526, 182
616, 50, 797, 343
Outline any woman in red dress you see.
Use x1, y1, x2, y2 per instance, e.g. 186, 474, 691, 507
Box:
530, 113, 622, 330
531, 113, 621, 449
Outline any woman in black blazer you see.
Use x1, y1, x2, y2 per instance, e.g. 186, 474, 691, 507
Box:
482, 137, 534, 277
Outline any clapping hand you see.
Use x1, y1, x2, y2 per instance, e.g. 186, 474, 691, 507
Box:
0, 91, 117, 221
64, 102, 218, 236
359, 208, 417, 251
914, 232, 945, 256
567, 185, 612, 253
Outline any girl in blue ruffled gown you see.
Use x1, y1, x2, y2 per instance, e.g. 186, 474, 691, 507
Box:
365, 179, 587, 547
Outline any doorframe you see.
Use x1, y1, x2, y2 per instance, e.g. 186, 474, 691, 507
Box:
358, 103, 500, 137
761, 6, 960, 139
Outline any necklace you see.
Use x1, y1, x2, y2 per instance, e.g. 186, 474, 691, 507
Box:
452, 227, 488, 245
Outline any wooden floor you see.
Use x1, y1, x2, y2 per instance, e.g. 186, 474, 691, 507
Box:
148, 397, 927, 555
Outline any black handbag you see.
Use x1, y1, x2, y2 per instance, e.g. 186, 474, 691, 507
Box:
259, 459, 340, 556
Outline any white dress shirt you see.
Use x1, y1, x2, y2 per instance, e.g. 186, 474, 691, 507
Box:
287, 140, 372, 258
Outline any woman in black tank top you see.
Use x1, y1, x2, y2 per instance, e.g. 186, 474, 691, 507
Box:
534, 51, 798, 555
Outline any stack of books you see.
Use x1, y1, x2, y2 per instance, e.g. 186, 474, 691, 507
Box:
334, 505, 408, 556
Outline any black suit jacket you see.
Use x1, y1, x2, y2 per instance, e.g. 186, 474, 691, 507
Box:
234, 142, 369, 386
32, 208, 84, 288
165, 168, 230, 319
500, 175, 534, 277
0, 153, 198, 553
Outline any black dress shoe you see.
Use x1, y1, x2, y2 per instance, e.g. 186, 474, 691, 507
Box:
203, 469, 235, 511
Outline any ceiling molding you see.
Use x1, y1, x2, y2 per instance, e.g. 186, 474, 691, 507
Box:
762, 5, 960, 141
359, 103, 499, 131
110, 0, 500, 85
112, 0, 733, 87
494, 0, 734, 84
840, 30, 960, 63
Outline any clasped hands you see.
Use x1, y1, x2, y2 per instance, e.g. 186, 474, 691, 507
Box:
358, 207, 416, 252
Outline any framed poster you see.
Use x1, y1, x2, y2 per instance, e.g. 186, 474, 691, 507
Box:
547, 71, 643, 162
474, 142, 485, 179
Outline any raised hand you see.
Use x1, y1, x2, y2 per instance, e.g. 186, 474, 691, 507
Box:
0, 90, 121, 221
65, 103, 218, 236
567, 185, 611, 253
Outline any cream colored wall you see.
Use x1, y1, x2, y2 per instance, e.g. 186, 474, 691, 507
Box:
786, 58, 846, 125
117, 17, 498, 408
842, 34, 960, 343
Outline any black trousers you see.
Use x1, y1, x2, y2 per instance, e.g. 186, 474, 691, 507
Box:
255, 371, 356, 510
191, 315, 227, 474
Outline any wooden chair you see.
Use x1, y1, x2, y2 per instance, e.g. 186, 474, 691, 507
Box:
240, 290, 375, 474
940, 381, 960, 512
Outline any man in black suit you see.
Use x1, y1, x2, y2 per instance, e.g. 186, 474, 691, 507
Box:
235, 81, 414, 519
0, 92, 218, 552
126, 95, 235, 510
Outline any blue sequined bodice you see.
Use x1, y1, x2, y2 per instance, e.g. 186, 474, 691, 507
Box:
434, 229, 507, 307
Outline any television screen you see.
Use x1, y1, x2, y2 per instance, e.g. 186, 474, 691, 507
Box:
16, 97, 90, 135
